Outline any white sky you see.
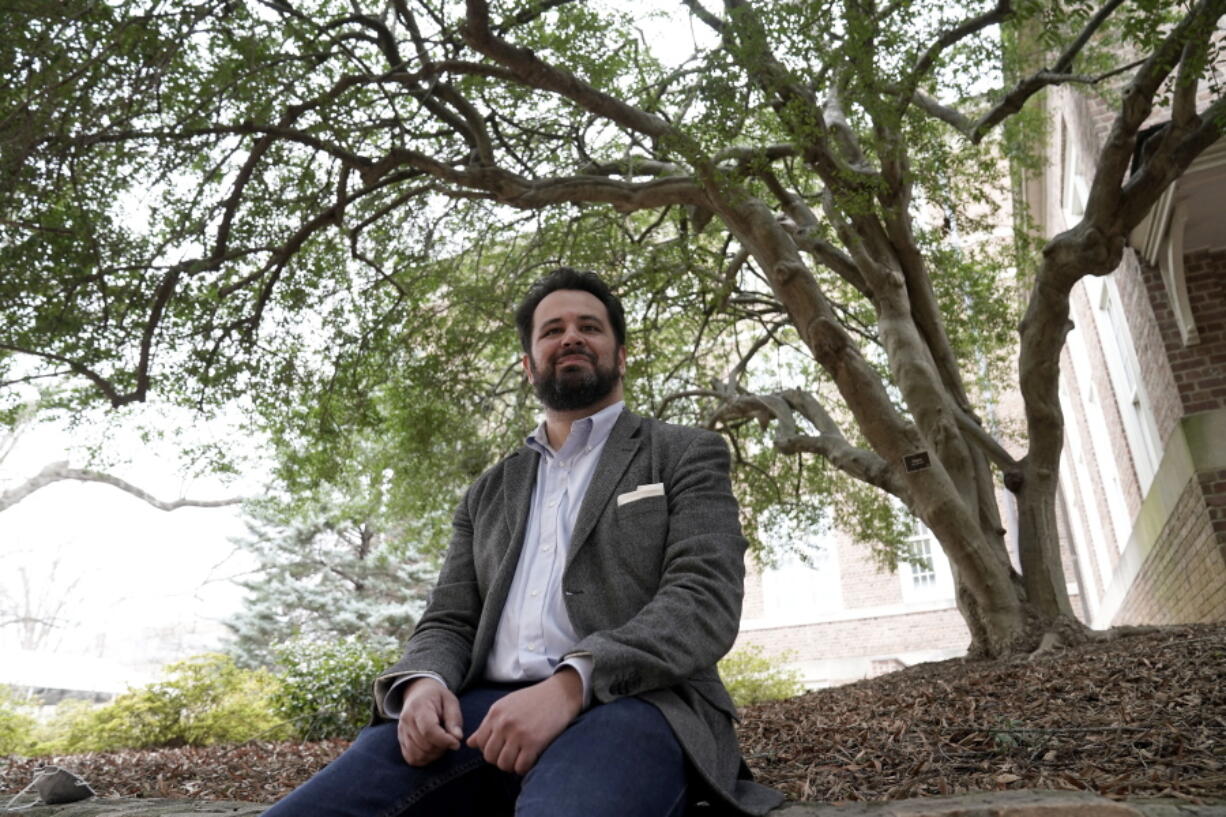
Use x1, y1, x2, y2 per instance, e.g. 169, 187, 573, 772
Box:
0, 414, 259, 689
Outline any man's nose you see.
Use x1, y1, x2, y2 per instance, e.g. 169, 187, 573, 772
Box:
560, 326, 585, 347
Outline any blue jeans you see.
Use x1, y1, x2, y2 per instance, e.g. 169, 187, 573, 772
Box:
263, 684, 689, 817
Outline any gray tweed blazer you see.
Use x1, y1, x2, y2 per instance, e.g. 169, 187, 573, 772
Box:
374, 409, 784, 815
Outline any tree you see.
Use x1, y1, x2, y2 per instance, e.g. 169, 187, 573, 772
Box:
1, 0, 1221, 658
0, 549, 81, 652
225, 486, 435, 667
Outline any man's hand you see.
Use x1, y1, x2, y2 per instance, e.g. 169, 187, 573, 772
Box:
467, 668, 583, 775
397, 677, 464, 766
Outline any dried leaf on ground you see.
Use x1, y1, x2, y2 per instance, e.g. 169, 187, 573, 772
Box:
2, 623, 1223, 804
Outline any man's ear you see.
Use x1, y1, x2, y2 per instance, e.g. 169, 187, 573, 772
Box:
522, 353, 534, 384
617, 345, 626, 376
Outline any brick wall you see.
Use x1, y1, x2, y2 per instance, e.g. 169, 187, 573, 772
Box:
742, 554, 766, 619
1113, 468, 1226, 625
1143, 249, 1226, 414
837, 536, 905, 608
1210, 467, 1226, 551
1067, 284, 1141, 540
1080, 279, 1147, 520
737, 606, 970, 662
1117, 251, 1183, 445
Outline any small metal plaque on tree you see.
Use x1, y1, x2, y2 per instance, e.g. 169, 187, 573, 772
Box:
903, 451, 931, 472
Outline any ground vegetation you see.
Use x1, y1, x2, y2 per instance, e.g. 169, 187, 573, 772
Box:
2, 623, 1221, 803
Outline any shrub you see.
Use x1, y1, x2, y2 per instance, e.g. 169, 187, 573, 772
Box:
27, 697, 99, 756
0, 687, 36, 755
38, 653, 287, 753
718, 645, 804, 707
271, 637, 400, 740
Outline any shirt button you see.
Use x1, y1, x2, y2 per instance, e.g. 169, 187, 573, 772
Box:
530, 589, 540, 597
541, 546, 553, 553
529, 643, 539, 652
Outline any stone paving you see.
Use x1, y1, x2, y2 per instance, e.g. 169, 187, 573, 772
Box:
10, 792, 1226, 817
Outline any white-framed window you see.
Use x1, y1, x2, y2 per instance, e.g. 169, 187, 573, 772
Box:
1085, 275, 1162, 493
1061, 116, 1090, 227
1063, 315, 1135, 549
762, 540, 842, 621
1058, 380, 1116, 593
908, 537, 938, 589
899, 527, 955, 603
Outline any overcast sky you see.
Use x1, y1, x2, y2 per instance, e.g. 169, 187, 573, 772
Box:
0, 412, 258, 687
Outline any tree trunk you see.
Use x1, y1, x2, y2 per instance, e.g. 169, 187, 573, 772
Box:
1015, 471, 1076, 619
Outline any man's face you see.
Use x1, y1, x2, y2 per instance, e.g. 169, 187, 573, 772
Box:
524, 289, 626, 412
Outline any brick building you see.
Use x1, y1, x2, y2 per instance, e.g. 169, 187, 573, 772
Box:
733, 85, 1226, 688
1049, 81, 1226, 629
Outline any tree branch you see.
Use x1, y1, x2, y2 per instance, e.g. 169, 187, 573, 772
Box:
681, 0, 725, 35
461, 0, 672, 140
709, 388, 908, 498
910, 0, 1132, 143
952, 405, 1019, 472
902, 0, 1012, 110
0, 461, 243, 513
1087, 0, 1226, 233
362, 147, 708, 211
0, 345, 134, 408
494, 0, 582, 34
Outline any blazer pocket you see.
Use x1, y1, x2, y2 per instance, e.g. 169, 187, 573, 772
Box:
616, 492, 667, 518
615, 494, 669, 544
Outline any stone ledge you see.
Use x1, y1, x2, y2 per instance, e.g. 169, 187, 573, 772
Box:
10, 792, 1226, 817
773, 791, 1226, 817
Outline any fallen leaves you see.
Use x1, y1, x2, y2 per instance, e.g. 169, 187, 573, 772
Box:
0, 623, 1222, 805
739, 623, 1226, 802
0, 740, 349, 801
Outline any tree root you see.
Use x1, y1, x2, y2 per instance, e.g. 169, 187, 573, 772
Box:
1028, 621, 1169, 659
1087, 623, 1166, 641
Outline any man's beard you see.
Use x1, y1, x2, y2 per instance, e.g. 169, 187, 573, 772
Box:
530, 351, 620, 411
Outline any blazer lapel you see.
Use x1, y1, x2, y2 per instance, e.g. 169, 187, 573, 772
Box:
465, 446, 539, 688
501, 446, 539, 544
568, 410, 642, 567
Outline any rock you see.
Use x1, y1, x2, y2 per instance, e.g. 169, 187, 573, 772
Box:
13, 799, 266, 817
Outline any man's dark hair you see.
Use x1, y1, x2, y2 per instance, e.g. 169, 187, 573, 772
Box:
515, 267, 627, 354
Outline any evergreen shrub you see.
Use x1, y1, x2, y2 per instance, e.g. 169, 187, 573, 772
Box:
271, 637, 400, 740
718, 645, 804, 707
0, 687, 36, 755
34, 654, 287, 753
28, 698, 99, 755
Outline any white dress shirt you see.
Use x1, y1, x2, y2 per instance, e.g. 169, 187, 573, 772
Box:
386, 401, 624, 713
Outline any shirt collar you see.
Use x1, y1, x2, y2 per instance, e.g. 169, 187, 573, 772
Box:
526, 400, 625, 457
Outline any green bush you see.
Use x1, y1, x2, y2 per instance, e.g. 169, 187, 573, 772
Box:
718, 645, 804, 707
35, 653, 287, 753
0, 687, 36, 755
26, 697, 99, 756
271, 637, 400, 740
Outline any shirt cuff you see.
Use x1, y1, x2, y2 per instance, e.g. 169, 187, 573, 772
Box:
382, 672, 448, 718
557, 654, 593, 710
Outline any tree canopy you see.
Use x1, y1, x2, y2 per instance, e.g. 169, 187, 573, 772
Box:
2, 0, 1222, 657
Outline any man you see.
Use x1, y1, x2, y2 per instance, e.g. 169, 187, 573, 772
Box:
264, 268, 783, 817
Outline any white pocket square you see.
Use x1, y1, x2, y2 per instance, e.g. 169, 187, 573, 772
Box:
617, 482, 665, 507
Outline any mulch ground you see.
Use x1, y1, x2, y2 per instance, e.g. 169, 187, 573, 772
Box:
2, 623, 1223, 804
